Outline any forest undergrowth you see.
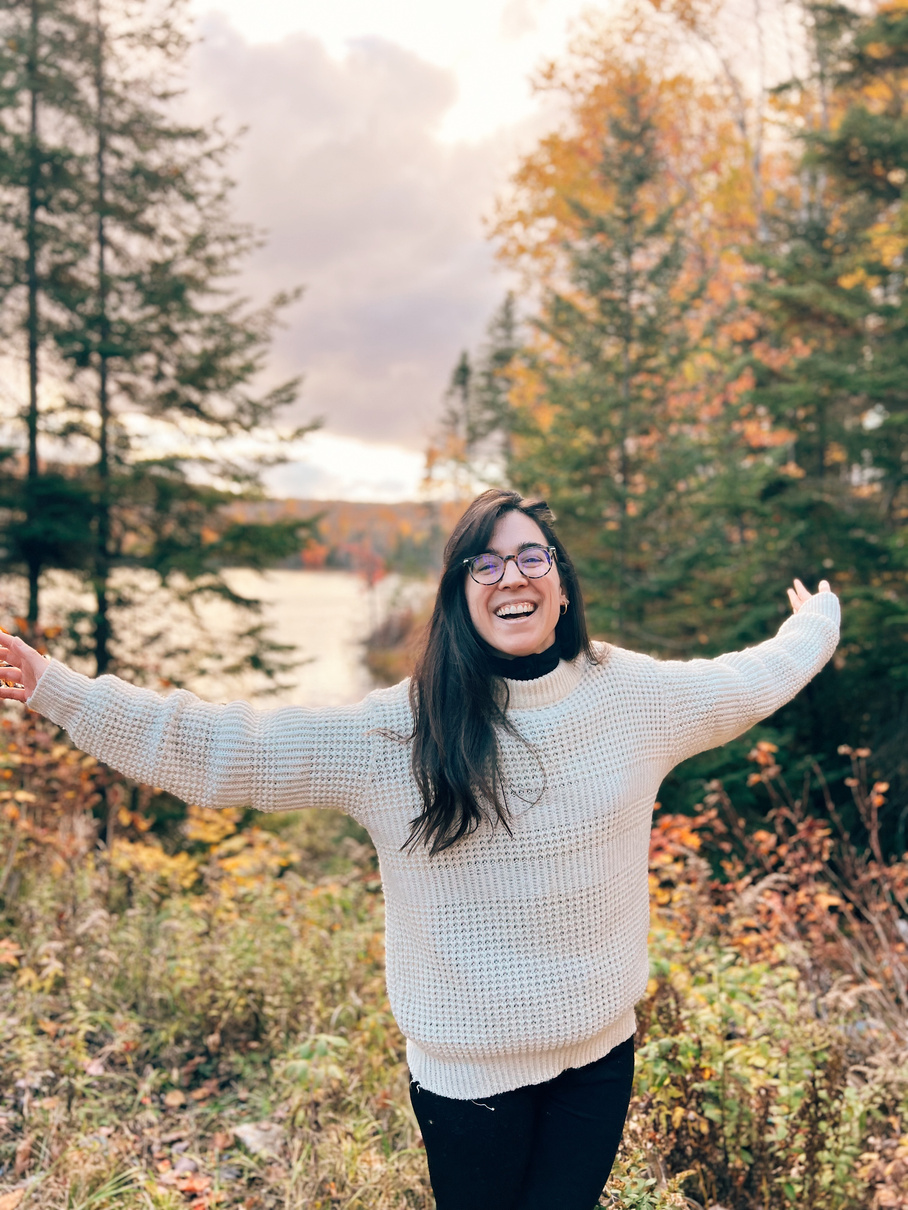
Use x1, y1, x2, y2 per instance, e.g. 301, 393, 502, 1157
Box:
0, 715, 906, 1210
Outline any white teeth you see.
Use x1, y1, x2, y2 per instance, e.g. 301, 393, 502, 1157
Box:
495, 602, 536, 618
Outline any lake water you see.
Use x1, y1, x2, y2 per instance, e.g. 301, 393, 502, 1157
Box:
2, 569, 435, 708
219, 568, 432, 707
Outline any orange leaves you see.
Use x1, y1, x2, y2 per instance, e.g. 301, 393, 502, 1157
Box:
748, 740, 778, 767
0, 937, 23, 967
493, 5, 758, 293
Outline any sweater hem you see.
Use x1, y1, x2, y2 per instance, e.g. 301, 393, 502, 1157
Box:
405, 1006, 637, 1100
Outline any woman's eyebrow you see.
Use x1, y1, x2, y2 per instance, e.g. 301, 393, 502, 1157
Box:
483, 541, 543, 556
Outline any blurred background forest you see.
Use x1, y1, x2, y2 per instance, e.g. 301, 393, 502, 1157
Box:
2, 0, 908, 1207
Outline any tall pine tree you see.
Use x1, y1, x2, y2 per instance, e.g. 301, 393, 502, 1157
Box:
0, 0, 95, 633
1, 0, 313, 686
505, 71, 704, 647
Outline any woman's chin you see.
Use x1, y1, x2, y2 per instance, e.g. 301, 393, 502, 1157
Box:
488, 628, 555, 658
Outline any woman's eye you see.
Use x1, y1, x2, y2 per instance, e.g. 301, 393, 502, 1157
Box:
521, 551, 545, 567
474, 556, 498, 574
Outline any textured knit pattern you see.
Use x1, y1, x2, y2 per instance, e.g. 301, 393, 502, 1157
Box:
28, 592, 840, 1099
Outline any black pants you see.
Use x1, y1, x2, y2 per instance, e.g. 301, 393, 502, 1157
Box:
409, 1035, 635, 1210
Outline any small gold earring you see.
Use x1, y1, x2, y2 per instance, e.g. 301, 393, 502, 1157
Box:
560, 599, 569, 616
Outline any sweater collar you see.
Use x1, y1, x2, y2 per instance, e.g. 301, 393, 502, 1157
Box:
486, 641, 561, 682
496, 655, 586, 709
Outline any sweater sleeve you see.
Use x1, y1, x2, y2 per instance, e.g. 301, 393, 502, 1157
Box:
26, 660, 378, 819
662, 591, 841, 768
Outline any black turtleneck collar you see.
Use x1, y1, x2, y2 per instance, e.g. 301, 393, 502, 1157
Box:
486, 638, 562, 682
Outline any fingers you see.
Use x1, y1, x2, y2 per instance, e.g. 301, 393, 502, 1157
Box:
789, 577, 833, 613
0, 630, 46, 699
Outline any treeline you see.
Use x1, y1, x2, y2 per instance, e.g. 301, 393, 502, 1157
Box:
225, 497, 464, 576
0, 0, 311, 685
438, 0, 908, 843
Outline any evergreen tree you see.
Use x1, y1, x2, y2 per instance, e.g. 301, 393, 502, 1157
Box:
1, 0, 313, 686
505, 74, 703, 647
0, 0, 95, 633
669, 0, 908, 829
431, 293, 519, 492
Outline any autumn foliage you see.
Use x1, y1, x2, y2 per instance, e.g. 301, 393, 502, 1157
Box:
0, 707, 906, 1210
427, 0, 908, 830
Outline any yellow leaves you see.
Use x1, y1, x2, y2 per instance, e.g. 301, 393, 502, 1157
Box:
110, 838, 200, 890
0, 1191, 25, 1210
184, 804, 241, 846
211, 827, 297, 884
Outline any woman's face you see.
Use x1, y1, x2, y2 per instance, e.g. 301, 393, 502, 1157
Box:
463, 510, 566, 658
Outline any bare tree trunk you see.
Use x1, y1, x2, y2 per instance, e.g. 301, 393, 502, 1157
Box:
93, 0, 112, 675
25, 0, 41, 636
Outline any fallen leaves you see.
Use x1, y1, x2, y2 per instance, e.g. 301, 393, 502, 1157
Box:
13, 1137, 31, 1177
0, 938, 23, 967
0, 1191, 24, 1210
233, 1121, 284, 1158
190, 1078, 220, 1103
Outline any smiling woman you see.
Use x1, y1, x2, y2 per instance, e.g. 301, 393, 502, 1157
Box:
0, 487, 841, 1210
463, 514, 566, 657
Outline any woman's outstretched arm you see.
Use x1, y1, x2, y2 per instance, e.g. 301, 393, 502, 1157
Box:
661, 578, 841, 769
0, 632, 376, 817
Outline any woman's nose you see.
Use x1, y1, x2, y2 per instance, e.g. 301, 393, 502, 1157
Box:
500, 557, 528, 586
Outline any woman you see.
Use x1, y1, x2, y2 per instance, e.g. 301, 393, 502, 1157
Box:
0, 489, 839, 1210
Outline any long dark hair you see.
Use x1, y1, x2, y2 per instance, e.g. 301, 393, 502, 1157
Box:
406, 488, 597, 855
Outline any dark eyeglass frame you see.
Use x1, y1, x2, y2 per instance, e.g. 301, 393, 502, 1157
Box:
462, 544, 557, 586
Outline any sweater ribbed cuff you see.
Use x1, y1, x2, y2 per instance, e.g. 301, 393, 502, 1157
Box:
27, 660, 94, 730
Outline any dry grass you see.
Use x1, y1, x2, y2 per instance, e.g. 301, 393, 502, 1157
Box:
0, 716, 906, 1209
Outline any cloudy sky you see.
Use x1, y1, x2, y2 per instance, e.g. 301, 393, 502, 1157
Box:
184, 0, 600, 500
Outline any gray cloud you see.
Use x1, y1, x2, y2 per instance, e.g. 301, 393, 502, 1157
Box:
187, 16, 513, 446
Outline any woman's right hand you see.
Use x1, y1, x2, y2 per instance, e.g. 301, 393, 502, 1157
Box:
0, 631, 50, 702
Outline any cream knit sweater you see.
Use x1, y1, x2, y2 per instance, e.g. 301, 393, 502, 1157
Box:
28, 591, 840, 1100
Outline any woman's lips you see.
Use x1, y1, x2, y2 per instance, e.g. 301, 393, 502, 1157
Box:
493, 601, 538, 619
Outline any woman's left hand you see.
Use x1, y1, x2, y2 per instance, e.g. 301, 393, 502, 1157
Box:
787, 577, 832, 614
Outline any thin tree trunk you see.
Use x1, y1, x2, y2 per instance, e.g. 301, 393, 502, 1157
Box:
93, 0, 111, 674
25, 0, 41, 635
616, 205, 637, 644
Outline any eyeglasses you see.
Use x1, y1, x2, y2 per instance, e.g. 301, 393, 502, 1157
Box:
462, 544, 557, 586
